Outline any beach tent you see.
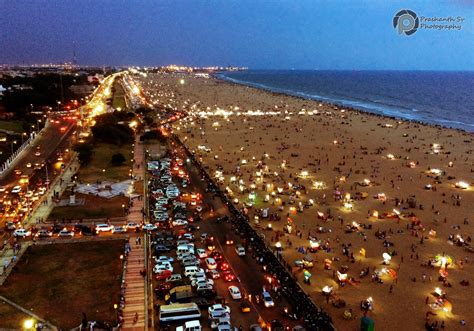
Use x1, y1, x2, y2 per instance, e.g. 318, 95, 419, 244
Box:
360, 316, 375, 331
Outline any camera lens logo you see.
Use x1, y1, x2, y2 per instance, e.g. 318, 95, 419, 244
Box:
393, 9, 419, 36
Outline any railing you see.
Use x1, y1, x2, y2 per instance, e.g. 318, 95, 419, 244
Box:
0, 119, 50, 177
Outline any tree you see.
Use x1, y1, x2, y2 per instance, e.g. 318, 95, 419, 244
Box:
73, 143, 93, 164
111, 153, 126, 166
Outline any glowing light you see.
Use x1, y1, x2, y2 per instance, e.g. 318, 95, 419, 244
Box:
455, 181, 469, 189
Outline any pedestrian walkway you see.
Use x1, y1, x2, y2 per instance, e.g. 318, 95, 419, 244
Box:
122, 235, 146, 330
122, 137, 147, 331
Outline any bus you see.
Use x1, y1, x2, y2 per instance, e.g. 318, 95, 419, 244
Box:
159, 302, 201, 323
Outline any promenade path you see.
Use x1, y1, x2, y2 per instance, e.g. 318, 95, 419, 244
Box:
122, 137, 147, 331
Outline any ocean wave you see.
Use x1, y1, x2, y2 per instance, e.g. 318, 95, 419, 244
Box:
217, 73, 474, 132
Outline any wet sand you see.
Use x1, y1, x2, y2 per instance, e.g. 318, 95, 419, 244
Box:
140, 73, 474, 331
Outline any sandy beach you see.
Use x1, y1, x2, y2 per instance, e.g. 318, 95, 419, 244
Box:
140, 73, 473, 331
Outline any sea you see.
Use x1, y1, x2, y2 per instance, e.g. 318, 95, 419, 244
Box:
216, 70, 474, 132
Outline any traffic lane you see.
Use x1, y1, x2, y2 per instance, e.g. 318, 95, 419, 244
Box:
182, 166, 296, 327
199, 217, 293, 328
0, 118, 76, 187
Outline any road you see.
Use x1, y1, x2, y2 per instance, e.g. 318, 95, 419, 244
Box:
148, 139, 300, 330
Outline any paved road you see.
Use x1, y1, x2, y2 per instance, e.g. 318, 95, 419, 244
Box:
148, 139, 300, 330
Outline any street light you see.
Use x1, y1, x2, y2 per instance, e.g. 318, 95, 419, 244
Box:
23, 318, 35, 330
10, 140, 17, 154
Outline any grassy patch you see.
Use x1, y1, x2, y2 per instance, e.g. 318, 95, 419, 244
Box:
0, 240, 125, 329
112, 82, 126, 110
0, 120, 24, 133
78, 143, 133, 183
0, 300, 30, 329
48, 193, 128, 221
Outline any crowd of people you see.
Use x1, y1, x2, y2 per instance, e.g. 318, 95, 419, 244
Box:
173, 134, 334, 330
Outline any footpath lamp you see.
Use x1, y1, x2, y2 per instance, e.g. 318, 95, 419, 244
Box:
10, 140, 17, 154
23, 318, 35, 330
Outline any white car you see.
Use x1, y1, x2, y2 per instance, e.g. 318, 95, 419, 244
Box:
205, 257, 217, 270
228, 286, 242, 300
11, 186, 22, 194
142, 223, 157, 231
165, 274, 182, 283
176, 320, 201, 331
196, 248, 207, 259
196, 205, 203, 212
262, 291, 274, 307
112, 226, 127, 233
126, 222, 140, 230
196, 283, 213, 292
38, 187, 46, 195
58, 229, 74, 237
13, 228, 31, 238
172, 219, 188, 227
95, 224, 113, 232
235, 245, 246, 256
153, 264, 173, 274
155, 256, 174, 264
208, 304, 231, 317
184, 267, 205, 278
191, 277, 214, 287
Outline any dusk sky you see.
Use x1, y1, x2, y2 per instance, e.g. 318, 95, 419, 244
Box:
1, 0, 472, 70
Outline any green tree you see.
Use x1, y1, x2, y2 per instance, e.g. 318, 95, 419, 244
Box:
111, 153, 126, 166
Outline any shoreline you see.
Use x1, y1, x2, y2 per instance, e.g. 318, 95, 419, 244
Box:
140, 72, 474, 331
214, 72, 474, 135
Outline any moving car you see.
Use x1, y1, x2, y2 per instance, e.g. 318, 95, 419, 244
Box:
240, 300, 251, 313
13, 228, 31, 237
35, 229, 53, 238
112, 226, 127, 234
228, 286, 242, 300
58, 229, 74, 237
126, 222, 140, 230
262, 291, 274, 307
143, 223, 158, 231
11, 186, 22, 194
235, 245, 246, 256
95, 224, 113, 233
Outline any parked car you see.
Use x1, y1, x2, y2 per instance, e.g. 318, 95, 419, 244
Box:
196, 248, 207, 259
208, 304, 231, 317
165, 274, 183, 283
205, 257, 217, 270
155, 256, 174, 264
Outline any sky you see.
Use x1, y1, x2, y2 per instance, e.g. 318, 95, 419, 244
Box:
0, 0, 473, 70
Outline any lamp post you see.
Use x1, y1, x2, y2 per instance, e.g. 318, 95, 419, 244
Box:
10, 140, 17, 155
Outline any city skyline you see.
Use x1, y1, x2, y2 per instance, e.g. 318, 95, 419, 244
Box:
0, 0, 473, 70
